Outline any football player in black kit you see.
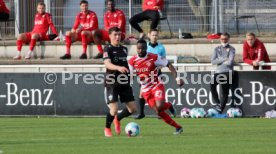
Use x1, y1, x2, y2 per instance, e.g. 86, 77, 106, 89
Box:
103, 27, 136, 137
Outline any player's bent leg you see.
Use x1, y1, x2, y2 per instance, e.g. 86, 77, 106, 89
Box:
105, 102, 118, 137
14, 33, 28, 60
80, 31, 91, 59
115, 101, 136, 135
135, 90, 146, 120
60, 31, 75, 60
92, 29, 104, 59
25, 33, 39, 59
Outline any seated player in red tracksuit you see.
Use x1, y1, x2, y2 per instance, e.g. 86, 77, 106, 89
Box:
60, 0, 98, 60
93, 0, 126, 59
13, 2, 57, 60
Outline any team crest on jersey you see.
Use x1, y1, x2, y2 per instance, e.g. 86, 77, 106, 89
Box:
108, 94, 113, 101
103, 52, 108, 58
146, 62, 151, 67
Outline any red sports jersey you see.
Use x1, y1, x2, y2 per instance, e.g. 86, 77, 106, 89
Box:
73, 10, 98, 31
0, 0, 10, 14
142, 0, 164, 11
129, 53, 168, 92
31, 13, 57, 35
104, 9, 126, 34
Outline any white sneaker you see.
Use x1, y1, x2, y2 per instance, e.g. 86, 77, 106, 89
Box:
139, 33, 146, 39
25, 51, 33, 59
13, 54, 22, 60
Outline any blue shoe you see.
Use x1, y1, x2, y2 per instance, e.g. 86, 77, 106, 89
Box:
173, 127, 183, 135
169, 105, 177, 118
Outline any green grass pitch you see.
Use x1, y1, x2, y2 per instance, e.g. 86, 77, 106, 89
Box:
0, 117, 276, 154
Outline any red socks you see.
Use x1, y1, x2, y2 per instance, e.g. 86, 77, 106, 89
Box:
29, 39, 37, 51
158, 111, 181, 129
97, 44, 104, 54
16, 40, 23, 51
65, 35, 72, 55
161, 102, 172, 111
81, 34, 88, 54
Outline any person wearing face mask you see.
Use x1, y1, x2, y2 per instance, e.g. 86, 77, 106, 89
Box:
211, 32, 235, 113
243, 32, 271, 70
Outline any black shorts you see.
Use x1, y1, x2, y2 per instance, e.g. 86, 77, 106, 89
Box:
104, 84, 135, 104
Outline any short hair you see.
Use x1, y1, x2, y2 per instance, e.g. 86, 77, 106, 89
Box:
221, 32, 230, 38
37, 2, 45, 7
107, 0, 115, 4
80, 0, 88, 5
149, 28, 159, 33
246, 32, 256, 38
137, 39, 147, 46
108, 26, 121, 34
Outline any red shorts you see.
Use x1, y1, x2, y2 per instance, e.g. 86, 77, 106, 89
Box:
142, 84, 165, 108
76, 30, 94, 42
100, 29, 126, 42
24, 32, 49, 43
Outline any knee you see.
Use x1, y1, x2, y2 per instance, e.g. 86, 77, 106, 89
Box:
156, 104, 163, 112
66, 31, 71, 36
31, 34, 39, 39
81, 31, 88, 36
109, 108, 118, 116
129, 18, 134, 25
129, 107, 137, 114
18, 34, 23, 40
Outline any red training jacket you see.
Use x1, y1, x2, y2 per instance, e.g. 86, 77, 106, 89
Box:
0, 0, 10, 14
104, 9, 126, 34
32, 13, 57, 35
142, 0, 164, 11
243, 39, 271, 70
73, 10, 98, 31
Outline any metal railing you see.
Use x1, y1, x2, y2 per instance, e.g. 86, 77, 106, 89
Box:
0, 63, 275, 73
3, 0, 276, 39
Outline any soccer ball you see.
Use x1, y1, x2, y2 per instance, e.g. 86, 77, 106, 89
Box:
180, 107, 190, 118
207, 108, 219, 117
190, 108, 198, 118
227, 108, 242, 118
195, 108, 206, 118
125, 122, 140, 137
190, 108, 206, 118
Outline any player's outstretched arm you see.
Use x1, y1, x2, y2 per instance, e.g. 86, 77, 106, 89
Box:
104, 59, 129, 73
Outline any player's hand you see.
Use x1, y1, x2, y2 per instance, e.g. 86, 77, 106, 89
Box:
117, 66, 129, 73
71, 29, 76, 33
253, 61, 259, 66
153, 6, 160, 9
176, 78, 184, 87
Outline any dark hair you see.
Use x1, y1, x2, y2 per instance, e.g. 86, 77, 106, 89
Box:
107, 0, 115, 4
221, 32, 230, 38
108, 26, 121, 34
149, 28, 159, 33
137, 39, 147, 46
37, 2, 46, 7
80, 0, 88, 5
246, 32, 256, 38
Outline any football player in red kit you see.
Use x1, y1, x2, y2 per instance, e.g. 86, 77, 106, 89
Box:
60, 0, 98, 60
93, 0, 126, 59
0, 0, 10, 21
13, 2, 57, 60
129, 39, 184, 135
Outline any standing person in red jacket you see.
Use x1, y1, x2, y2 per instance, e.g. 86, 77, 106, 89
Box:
0, 0, 10, 21
243, 32, 271, 70
60, 0, 98, 60
93, 0, 126, 59
13, 2, 57, 60
129, 0, 164, 39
